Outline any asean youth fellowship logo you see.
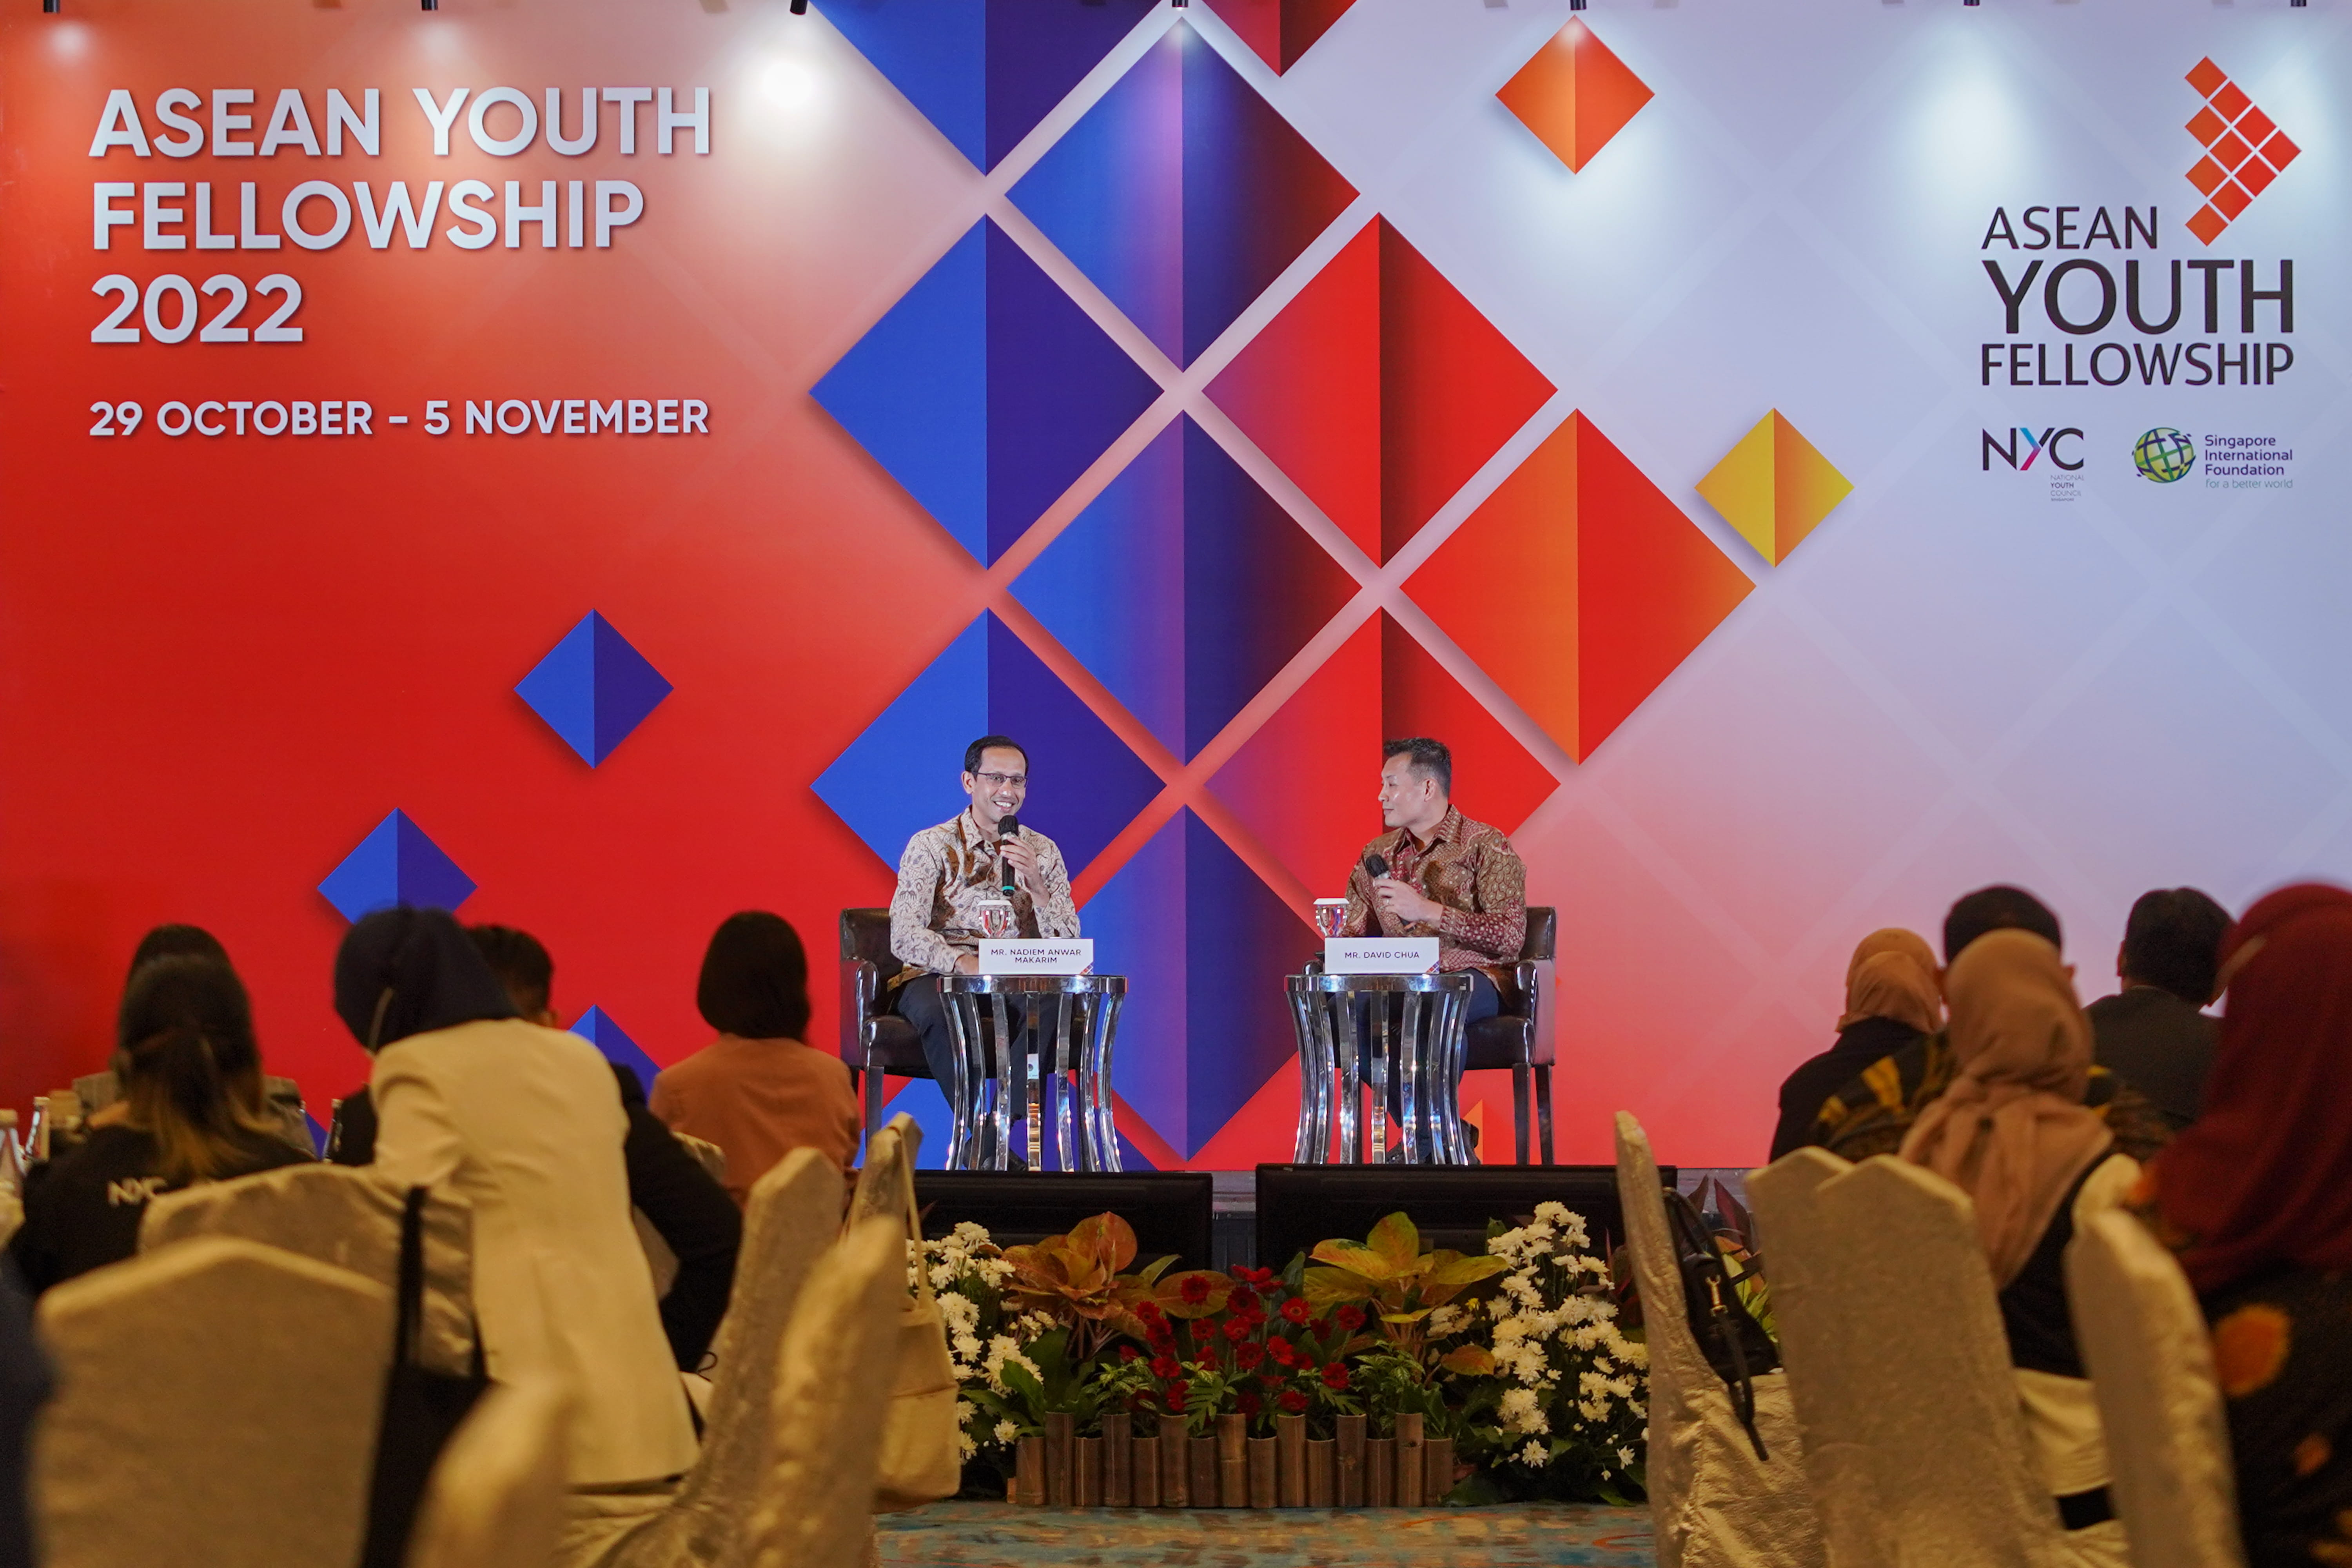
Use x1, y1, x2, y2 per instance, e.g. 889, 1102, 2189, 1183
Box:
2134, 428, 2197, 484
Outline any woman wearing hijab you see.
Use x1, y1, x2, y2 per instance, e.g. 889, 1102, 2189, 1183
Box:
341, 907, 697, 1490
1769, 929, 1943, 1160
2143, 884, 2352, 1568
650, 911, 860, 1201
1898, 927, 2134, 1564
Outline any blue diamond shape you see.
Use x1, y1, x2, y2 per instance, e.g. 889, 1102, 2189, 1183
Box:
516, 612, 673, 767
572, 1005, 663, 1096
318, 810, 477, 922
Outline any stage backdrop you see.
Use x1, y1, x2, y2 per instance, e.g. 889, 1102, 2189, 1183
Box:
3, 0, 2343, 1167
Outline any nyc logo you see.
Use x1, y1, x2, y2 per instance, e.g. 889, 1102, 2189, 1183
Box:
1982, 426, 2084, 473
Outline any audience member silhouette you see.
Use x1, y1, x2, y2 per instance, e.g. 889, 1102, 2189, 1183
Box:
2086, 887, 2229, 1130
1770, 928, 1941, 1160
2142, 884, 2352, 1568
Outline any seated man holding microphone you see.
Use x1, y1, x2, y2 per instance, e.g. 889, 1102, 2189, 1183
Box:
1339, 737, 1528, 1157
889, 735, 1080, 1163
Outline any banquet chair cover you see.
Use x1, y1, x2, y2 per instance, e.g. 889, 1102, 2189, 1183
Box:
1749, 1149, 2068, 1568
406, 1378, 573, 1568
33, 1236, 392, 1568
1615, 1112, 1822, 1568
142, 1161, 477, 1375
750, 1214, 907, 1568
566, 1147, 847, 1568
2065, 1207, 2246, 1568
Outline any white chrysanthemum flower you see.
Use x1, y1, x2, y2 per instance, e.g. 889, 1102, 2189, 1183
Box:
994, 1419, 1020, 1445
1518, 1439, 1549, 1468
952, 1221, 991, 1247
958, 1429, 978, 1461
1617, 1444, 1635, 1469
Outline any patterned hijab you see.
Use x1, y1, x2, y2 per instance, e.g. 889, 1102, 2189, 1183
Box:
2154, 884, 2352, 1294
1898, 928, 2112, 1287
1839, 928, 1943, 1033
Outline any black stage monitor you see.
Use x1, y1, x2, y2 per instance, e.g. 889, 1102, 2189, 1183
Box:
1252, 1164, 1675, 1274
912, 1172, 1217, 1274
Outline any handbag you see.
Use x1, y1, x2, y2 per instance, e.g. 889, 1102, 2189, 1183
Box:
1664, 1187, 1779, 1461
869, 1138, 963, 1511
358, 1186, 489, 1568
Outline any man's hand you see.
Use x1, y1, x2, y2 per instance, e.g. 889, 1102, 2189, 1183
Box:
1000, 834, 1042, 896
955, 951, 980, 976
1371, 875, 1442, 927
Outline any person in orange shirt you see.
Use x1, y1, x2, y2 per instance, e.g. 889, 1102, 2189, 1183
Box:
651, 911, 862, 1201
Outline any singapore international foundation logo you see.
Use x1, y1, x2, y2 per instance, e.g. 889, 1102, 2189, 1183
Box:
2134, 428, 2196, 484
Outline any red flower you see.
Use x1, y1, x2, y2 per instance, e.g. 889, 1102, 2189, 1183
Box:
1321, 1363, 1349, 1391
1149, 1324, 1177, 1353
1120, 1344, 1140, 1363
1236, 1392, 1262, 1417
1268, 1340, 1298, 1368
1235, 1265, 1278, 1290
1164, 1381, 1189, 1412
1279, 1389, 1309, 1415
1136, 1299, 1163, 1322
1309, 1316, 1332, 1338
1234, 1341, 1265, 1370
1280, 1298, 1312, 1325
1221, 1318, 1251, 1344
1334, 1305, 1366, 1332
1180, 1276, 1211, 1306
1151, 1355, 1182, 1380
1229, 1285, 1260, 1316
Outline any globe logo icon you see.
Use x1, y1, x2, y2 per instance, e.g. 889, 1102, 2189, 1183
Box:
2134, 428, 2196, 484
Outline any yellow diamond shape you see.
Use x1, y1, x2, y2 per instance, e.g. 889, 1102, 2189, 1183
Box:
1695, 410, 1853, 566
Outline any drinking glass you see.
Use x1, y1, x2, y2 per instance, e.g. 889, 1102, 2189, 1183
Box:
978, 897, 1016, 940
1312, 898, 1348, 938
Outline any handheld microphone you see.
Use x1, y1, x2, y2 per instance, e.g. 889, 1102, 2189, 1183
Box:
998, 813, 1022, 896
1363, 852, 1389, 880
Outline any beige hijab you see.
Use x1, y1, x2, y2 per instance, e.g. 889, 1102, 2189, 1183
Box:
1897, 928, 2112, 1286
1839, 929, 1943, 1034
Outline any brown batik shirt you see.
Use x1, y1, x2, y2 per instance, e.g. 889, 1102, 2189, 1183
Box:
1340, 806, 1528, 982
888, 809, 1080, 982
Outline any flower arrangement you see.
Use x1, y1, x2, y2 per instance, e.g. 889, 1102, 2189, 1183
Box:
914, 1203, 1651, 1508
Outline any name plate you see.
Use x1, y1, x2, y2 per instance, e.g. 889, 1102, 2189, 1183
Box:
1324, 938, 1439, 975
978, 938, 1094, 976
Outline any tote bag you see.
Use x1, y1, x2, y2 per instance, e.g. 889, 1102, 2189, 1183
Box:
359, 1186, 488, 1568
870, 1132, 962, 1511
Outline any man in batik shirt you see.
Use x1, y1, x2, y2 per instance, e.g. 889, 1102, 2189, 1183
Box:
1340, 737, 1528, 1158
889, 735, 1079, 1157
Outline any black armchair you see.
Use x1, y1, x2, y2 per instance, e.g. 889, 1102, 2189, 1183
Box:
1465, 906, 1557, 1165
838, 907, 928, 1154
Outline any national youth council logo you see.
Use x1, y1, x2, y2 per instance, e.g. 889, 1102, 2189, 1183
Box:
2134, 428, 2197, 484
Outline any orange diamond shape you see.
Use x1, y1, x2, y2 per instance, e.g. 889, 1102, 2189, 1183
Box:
2238, 157, 2277, 196
2263, 130, 2300, 170
2187, 204, 2229, 245
2238, 106, 2277, 145
2187, 106, 2228, 145
2213, 80, 2252, 121
2187, 57, 2228, 98
1496, 18, 1654, 174
2212, 180, 2253, 220
2211, 129, 2254, 169
2187, 156, 2229, 196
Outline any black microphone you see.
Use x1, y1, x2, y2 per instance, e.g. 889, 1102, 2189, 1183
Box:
1363, 851, 1389, 880
998, 813, 1022, 896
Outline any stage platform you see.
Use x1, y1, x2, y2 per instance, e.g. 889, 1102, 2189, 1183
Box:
875, 1501, 1655, 1567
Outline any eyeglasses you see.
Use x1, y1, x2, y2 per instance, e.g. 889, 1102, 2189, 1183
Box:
974, 771, 1028, 788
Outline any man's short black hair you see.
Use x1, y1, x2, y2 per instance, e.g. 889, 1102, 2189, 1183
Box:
2121, 887, 2232, 1005
468, 924, 554, 1018
964, 735, 1029, 776
1383, 737, 1452, 797
1943, 885, 2063, 964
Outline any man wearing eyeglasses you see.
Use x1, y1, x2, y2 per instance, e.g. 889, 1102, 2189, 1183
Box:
888, 735, 1080, 1161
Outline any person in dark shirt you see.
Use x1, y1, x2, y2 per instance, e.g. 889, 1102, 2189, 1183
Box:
1770, 928, 1942, 1160
2085, 887, 2229, 1130
327, 923, 740, 1370
0, 1258, 48, 1568
8, 956, 311, 1294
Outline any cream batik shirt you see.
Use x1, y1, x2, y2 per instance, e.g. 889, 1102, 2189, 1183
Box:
888, 809, 1080, 980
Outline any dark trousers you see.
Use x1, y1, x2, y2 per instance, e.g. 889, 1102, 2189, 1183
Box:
896, 975, 1031, 1153
1352, 970, 1501, 1158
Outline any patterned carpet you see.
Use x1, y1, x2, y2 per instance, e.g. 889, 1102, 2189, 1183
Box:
875, 1501, 1657, 1566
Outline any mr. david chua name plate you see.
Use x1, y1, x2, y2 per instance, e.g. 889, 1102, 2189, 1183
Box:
979, 939, 1095, 976
1323, 938, 1439, 975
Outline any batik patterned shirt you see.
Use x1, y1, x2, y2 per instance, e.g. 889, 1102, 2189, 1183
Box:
1340, 806, 1528, 975
889, 809, 1080, 979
